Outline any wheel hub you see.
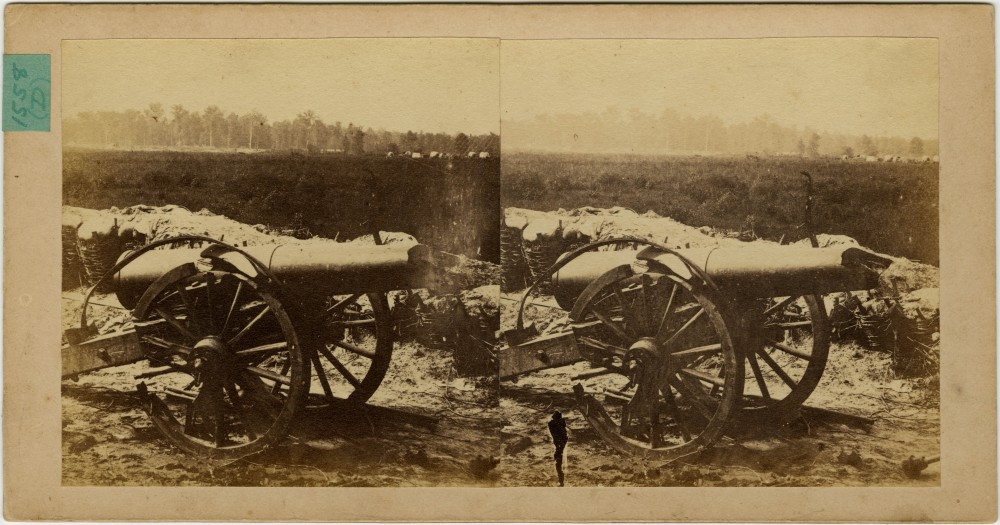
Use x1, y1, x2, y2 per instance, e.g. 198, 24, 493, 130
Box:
191, 336, 237, 379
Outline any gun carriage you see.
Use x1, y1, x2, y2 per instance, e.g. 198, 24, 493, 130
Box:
501, 237, 891, 461
66, 235, 433, 459
65, 229, 889, 463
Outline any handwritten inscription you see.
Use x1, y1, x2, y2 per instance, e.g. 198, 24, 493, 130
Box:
3, 54, 50, 131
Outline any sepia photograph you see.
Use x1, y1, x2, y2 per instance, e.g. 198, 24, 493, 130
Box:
4, 3, 993, 521
498, 38, 941, 487
60, 38, 503, 487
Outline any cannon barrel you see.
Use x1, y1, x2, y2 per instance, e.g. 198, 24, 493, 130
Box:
114, 242, 433, 310
551, 245, 892, 310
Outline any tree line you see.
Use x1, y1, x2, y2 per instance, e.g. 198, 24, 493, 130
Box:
63, 104, 501, 156
503, 107, 939, 157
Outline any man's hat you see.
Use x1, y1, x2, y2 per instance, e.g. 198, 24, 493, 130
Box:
552, 411, 562, 420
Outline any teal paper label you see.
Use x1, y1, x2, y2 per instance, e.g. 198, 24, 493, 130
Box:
3, 54, 50, 131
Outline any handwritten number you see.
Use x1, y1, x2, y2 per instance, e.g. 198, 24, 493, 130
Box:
11, 63, 27, 81
11, 84, 25, 101
10, 100, 28, 117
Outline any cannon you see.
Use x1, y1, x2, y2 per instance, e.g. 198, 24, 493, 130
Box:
501, 237, 892, 462
63, 229, 892, 464
65, 235, 438, 459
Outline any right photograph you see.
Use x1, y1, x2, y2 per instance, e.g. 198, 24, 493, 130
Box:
497, 38, 940, 487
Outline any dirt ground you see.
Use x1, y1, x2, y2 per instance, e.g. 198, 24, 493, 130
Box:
62, 336, 502, 487
61, 294, 940, 489
496, 292, 940, 488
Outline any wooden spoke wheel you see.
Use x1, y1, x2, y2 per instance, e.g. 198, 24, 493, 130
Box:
569, 266, 743, 461
305, 292, 393, 405
736, 294, 830, 426
131, 263, 309, 459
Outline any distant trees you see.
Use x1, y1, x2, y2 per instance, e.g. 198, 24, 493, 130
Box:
859, 135, 877, 157
500, 106, 934, 157
203, 106, 223, 147
910, 136, 924, 156
240, 111, 267, 149
454, 133, 470, 155
62, 104, 499, 156
807, 133, 821, 158
352, 126, 365, 154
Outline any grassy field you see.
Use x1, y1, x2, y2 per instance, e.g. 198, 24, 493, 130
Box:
502, 152, 939, 265
64, 149, 501, 261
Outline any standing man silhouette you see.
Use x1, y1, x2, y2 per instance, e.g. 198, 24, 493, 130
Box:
548, 411, 568, 486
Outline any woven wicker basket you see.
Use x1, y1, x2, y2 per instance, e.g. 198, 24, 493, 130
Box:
62, 214, 85, 290
77, 217, 123, 291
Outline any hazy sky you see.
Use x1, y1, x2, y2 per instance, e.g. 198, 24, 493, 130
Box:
63, 39, 500, 135
501, 38, 938, 139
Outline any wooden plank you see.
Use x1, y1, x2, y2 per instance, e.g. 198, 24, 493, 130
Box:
62, 330, 143, 378
499, 331, 582, 379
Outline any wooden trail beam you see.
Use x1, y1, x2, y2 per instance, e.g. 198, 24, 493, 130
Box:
499, 330, 582, 380
62, 330, 143, 378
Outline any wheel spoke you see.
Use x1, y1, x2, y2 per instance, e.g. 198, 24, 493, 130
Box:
227, 305, 272, 346
221, 281, 244, 335
224, 381, 258, 441
589, 308, 631, 343
209, 382, 226, 447
767, 320, 812, 329
669, 343, 722, 362
318, 345, 362, 388
577, 336, 627, 357
271, 360, 291, 395
655, 282, 679, 341
639, 275, 653, 334
153, 306, 197, 342
235, 341, 289, 357
140, 335, 193, 356
668, 375, 714, 420
204, 273, 216, 334
247, 365, 292, 386
237, 372, 281, 420
331, 318, 377, 327
755, 348, 797, 388
662, 384, 693, 442
764, 296, 797, 318
331, 338, 376, 359
611, 287, 640, 338
678, 367, 725, 387
767, 340, 811, 360
310, 351, 336, 403
659, 307, 705, 348
327, 293, 362, 314
174, 283, 199, 334
747, 352, 771, 401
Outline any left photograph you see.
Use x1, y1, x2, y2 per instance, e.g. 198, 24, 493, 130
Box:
60, 39, 502, 486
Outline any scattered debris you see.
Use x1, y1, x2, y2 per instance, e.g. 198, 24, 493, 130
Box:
504, 435, 533, 455
837, 449, 864, 468
468, 455, 500, 479
902, 455, 940, 478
